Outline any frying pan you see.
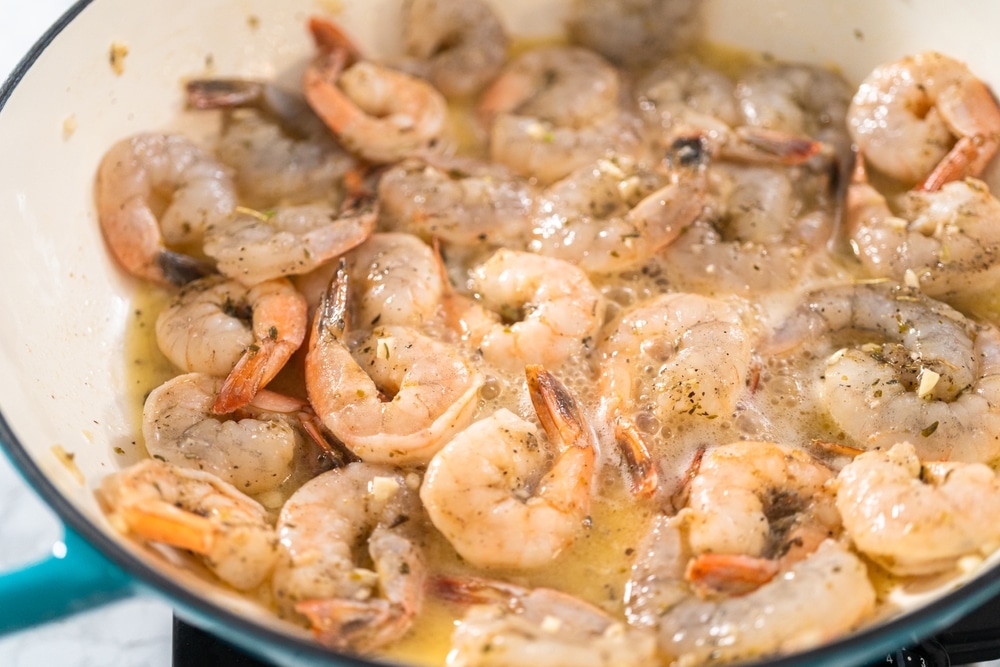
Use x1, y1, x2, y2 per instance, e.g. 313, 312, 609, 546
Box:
3, 1, 1000, 665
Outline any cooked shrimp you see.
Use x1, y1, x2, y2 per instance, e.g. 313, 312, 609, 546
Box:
566, 0, 702, 68
304, 41, 449, 164
625, 515, 876, 664
766, 282, 1000, 462
468, 249, 605, 372
272, 462, 426, 653
202, 198, 376, 286
305, 264, 484, 464
154, 274, 308, 414
599, 293, 753, 428
185, 78, 357, 207
836, 442, 1000, 576
96, 133, 235, 286
400, 0, 509, 99
420, 366, 596, 569
98, 459, 277, 590
141, 372, 318, 495
434, 576, 657, 667
377, 156, 536, 249
530, 155, 705, 274
478, 46, 637, 183
848, 51, 1000, 190
847, 155, 1000, 301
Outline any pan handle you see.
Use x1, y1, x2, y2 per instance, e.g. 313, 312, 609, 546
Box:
0, 527, 135, 633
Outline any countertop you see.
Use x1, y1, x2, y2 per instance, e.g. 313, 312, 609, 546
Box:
0, 1, 173, 665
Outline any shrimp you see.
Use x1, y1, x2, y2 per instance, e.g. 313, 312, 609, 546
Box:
304, 264, 484, 464
420, 366, 596, 569
399, 0, 509, 99
468, 249, 605, 372
566, 0, 702, 68
303, 36, 449, 164
846, 155, 1000, 302
530, 155, 705, 274
766, 282, 1000, 462
202, 198, 377, 287
271, 462, 426, 653
95, 133, 236, 286
625, 515, 876, 664
478, 46, 638, 183
185, 78, 357, 208
434, 576, 658, 667
141, 372, 319, 495
599, 293, 753, 429
377, 157, 536, 249
847, 51, 1000, 190
836, 442, 1000, 576
154, 274, 308, 414
98, 459, 277, 591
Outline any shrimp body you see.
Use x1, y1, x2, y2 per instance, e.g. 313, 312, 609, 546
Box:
96, 133, 236, 286
305, 266, 484, 464
272, 462, 426, 653
768, 282, 1000, 461
420, 367, 596, 569
469, 249, 604, 372
155, 275, 308, 413
99, 459, 277, 590
142, 372, 310, 495
836, 442, 1000, 576
848, 51, 1000, 189
530, 156, 705, 274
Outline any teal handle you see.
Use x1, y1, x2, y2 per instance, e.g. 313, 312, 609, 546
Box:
0, 527, 135, 633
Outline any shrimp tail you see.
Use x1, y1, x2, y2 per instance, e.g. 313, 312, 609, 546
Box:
614, 416, 660, 498
294, 598, 403, 653
308, 15, 365, 65
157, 249, 214, 286
431, 575, 527, 608
526, 364, 588, 448
185, 79, 268, 110
726, 126, 826, 165
313, 259, 351, 344
685, 552, 780, 597
114, 502, 217, 555
212, 340, 275, 414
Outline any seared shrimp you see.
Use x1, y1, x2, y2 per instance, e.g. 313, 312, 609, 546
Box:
420, 366, 596, 569
435, 576, 657, 667
836, 442, 1000, 576
625, 515, 875, 664
98, 459, 277, 590
531, 155, 704, 274
566, 0, 701, 68
766, 282, 1000, 462
305, 264, 484, 464
400, 0, 508, 99
272, 462, 426, 653
202, 198, 376, 287
378, 157, 536, 249
155, 275, 308, 414
847, 155, 1000, 301
469, 249, 605, 372
96, 133, 235, 286
141, 372, 317, 495
848, 51, 1000, 190
304, 28, 448, 164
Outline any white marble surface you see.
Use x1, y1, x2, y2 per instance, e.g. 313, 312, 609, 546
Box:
0, 1, 173, 665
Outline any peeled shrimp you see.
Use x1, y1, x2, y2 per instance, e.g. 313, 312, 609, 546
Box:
155, 275, 308, 414
531, 155, 705, 274
836, 442, 1000, 576
202, 198, 376, 287
468, 249, 605, 372
435, 576, 657, 667
305, 264, 484, 464
141, 372, 317, 495
847, 155, 1000, 301
98, 459, 277, 590
625, 515, 875, 664
272, 462, 426, 653
400, 0, 509, 99
766, 282, 1000, 462
420, 366, 596, 569
848, 51, 1000, 190
96, 133, 235, 286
